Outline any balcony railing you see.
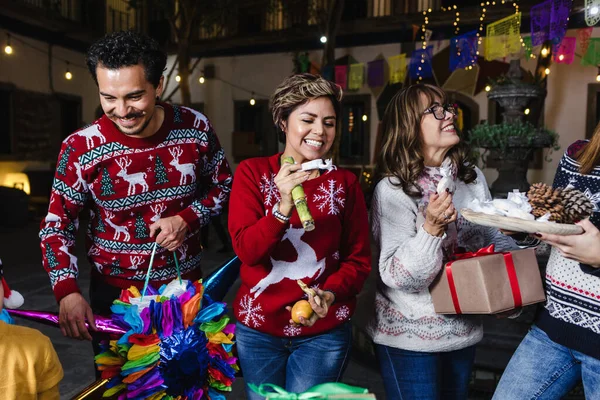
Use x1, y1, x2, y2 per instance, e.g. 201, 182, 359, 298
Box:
13, 0, 83, 23
8, 0, 105, 37
187, 0, 455, 42
106, 0, 143, 33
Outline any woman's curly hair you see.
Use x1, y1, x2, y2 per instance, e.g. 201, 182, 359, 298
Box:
86, 30, 166, 87
375, 84, 477, 197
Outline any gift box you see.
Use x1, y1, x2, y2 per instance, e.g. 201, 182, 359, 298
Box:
429, 245, 546, 314
250, 382, 376, 399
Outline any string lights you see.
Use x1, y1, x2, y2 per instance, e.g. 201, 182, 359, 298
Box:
65, 62, 72, 80
454, 7, 460, 36
4, 33, 12, 55
3, 30, 87, 80
418, 8, 432, 81
249, 92, 256, 106
476, 1, 521, 56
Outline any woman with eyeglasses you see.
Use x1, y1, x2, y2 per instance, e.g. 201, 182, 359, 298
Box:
367, 84, 517, 400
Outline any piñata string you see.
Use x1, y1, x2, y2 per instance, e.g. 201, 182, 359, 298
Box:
142, 242, 181, 296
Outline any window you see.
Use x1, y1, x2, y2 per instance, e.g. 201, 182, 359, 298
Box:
370, 0, 392, 17
106, 0, 141, 33
446, 91, 479, 136
57, 94, 82, 140
586, 83, 600, 138
232, 100, 277, 163
0, 85, 13, 156
339, 95, 370, 165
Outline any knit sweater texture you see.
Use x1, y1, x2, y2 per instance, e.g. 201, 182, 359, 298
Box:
40, 103, 232, 302
536, 140, 600, 359
368, 166, 516, 352
229, 154, 371, 337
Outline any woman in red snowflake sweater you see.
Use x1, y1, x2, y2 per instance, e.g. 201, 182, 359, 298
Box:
228, 73, 371, 398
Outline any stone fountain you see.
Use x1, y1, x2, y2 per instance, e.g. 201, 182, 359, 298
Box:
485, 59, 551, 198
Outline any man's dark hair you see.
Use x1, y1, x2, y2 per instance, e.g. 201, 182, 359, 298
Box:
86, 30, 167, 87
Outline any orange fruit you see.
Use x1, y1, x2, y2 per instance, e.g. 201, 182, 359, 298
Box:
291, 300, 313, 324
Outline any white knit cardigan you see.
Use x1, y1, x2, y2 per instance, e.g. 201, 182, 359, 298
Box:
367, 167, 516, 352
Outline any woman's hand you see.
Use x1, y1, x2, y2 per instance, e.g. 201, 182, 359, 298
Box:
274, 162, 310, 216
285, 289, 335, 328
423, 191, 457, 237
538, 219, 600, 267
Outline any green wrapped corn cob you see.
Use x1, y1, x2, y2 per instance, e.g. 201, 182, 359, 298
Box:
282, 156, 315, 231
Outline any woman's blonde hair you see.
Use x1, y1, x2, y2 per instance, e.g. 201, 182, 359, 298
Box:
270, 73, 343, 143
375, 84, 476, 197
577, 122, 600, 174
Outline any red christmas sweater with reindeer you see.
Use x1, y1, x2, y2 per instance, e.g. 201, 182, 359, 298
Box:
40, 102, 232, 302
229, 154, 371, 337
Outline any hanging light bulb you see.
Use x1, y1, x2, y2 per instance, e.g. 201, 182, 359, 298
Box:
596, 67, 600, 82
175, 75, 181, 82
485, 85, 491, 92
199, 75, 205, 84
65, 62, 72, 80
4, 34, 12, 55
362, 114, 368, 122
541, 47, 549, 57
558, 54, 565, 61
250, 92, 256, 106
524, 108, 530, 115
544, 67, 551, 75
320, 36, 327, 44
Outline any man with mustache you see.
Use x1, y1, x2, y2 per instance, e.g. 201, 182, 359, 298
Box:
39, 31, 232, 359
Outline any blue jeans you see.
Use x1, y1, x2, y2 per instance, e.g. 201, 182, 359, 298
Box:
493, 326, 600, 399
235, 321, 352, 400
375, 343, 476, 400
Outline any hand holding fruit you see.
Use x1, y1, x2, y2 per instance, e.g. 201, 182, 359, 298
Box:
286, 280, 336, 327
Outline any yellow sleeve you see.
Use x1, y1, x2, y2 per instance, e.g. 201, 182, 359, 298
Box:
38, 384, 60, 400
37, 336, 64, 394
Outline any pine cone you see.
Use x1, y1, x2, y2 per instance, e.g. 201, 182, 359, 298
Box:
527, 183, 593, 223
560, 188, 594, 223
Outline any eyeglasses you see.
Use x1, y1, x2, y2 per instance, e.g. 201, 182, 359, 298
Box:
423, 104, 457, 120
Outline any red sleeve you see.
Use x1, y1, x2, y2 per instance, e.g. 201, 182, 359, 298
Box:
178, 127, 232, 231
40, 139, 88, 302
228, 160, 288, 266
322, 179, 371, 301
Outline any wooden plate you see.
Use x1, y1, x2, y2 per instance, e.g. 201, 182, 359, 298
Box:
461, 208, 583, 235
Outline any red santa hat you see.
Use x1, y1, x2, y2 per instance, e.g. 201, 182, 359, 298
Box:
0, 258, 24, 309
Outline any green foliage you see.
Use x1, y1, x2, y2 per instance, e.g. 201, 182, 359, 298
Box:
467, 121, 559, 152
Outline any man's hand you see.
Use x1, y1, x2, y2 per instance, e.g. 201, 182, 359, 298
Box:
149, 215, 189, 251
538, 219, 600, 267
59, 292, 96, 341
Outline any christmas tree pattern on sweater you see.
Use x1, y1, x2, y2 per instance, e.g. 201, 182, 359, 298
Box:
40, 103, 232, 302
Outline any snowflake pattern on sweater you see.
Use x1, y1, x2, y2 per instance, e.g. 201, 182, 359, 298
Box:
229, 154, 371, 337
40, 104, 232, 302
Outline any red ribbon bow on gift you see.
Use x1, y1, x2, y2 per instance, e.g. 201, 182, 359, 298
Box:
445, 244, 522, 314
